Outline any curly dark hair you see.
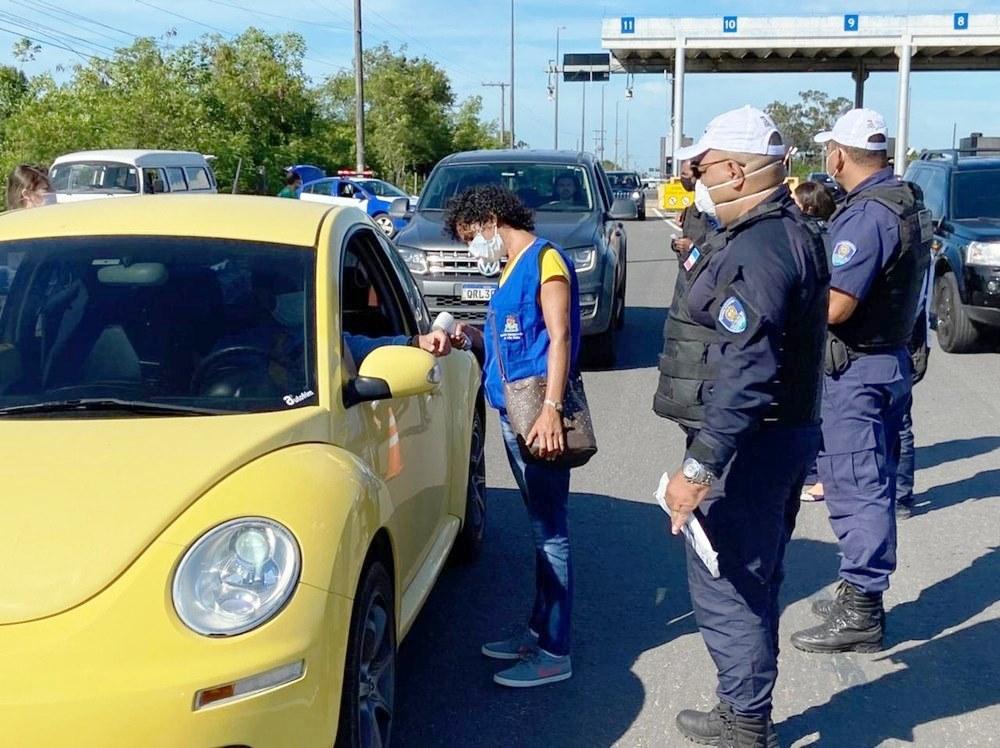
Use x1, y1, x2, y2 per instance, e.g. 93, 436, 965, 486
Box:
443, 184, 534, 240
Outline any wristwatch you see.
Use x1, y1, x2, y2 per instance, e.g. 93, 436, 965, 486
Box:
544, 398, 563, 412
682, 457, 716, 487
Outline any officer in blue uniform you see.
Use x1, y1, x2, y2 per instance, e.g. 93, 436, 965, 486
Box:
791, 109, 931, 654
664, 106, 830, 748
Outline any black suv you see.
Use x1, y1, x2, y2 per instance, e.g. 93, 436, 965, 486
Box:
904, 151, 1000, 352
607, 171, 646, 220
391, 150, 636, 365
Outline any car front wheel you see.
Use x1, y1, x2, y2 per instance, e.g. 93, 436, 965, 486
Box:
373, 213, 396, 238
453, 397, 486, 562
336, 559, 396, 748
935, 271, 980, 353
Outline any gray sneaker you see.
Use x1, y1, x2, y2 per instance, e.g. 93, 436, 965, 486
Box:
481, 629, 539, 660
493, 650, 572, 688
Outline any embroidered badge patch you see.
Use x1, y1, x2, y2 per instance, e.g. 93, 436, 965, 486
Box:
718, 296, 748, 333
831, 240, 858, 267
683, 246, 701, 272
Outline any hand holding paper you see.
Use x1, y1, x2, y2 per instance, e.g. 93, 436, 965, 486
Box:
655, 472, 720, 579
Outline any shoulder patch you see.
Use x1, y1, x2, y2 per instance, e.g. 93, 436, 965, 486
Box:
718, 296, 748, 333
831, 240, 858, 267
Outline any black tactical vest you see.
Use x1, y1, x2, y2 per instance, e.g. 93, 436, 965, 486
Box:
829, 181, 933, 352
653, 194, 830, 430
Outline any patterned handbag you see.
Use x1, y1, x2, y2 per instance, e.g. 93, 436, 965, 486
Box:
503, 372, 598, 469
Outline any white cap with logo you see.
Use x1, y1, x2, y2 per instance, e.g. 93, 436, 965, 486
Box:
814, 108, 889, 151
674, 105, 786, 162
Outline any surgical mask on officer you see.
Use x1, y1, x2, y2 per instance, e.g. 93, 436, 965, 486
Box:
825, 147, 844, 184
468, 226, 505, 262
694, 179, 717, 218
706, 160, 783, 203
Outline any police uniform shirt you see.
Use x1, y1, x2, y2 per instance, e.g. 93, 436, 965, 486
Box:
683, 187, 826, 476
827, 167, 911, 383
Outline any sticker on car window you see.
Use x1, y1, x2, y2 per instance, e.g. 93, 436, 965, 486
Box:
283, 390, 315, 406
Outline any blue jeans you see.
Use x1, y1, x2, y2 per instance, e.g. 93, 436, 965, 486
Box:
500, 415, 573, 656
896, 396, 915, 506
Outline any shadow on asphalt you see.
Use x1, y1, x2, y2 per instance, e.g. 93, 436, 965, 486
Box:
581, 305, 668, 373
395, 488, 840, 747
911, 468, 1000, 517
915, 435, 1000, 471
780, 619, 1000, 746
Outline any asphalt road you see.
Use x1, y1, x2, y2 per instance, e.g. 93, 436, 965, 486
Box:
394, 203, 1000, 748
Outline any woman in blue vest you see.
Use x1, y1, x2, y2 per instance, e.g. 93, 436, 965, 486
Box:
445, 184, 582, 688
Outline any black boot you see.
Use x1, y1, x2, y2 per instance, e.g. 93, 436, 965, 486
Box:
791, 584, 884, 653
718, 710, 773, 748
675, 703, 778, 747
810, 579, 849, 619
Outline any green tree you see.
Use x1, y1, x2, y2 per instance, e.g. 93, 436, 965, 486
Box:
450, 95, 500, 152
765, 89, 852, 164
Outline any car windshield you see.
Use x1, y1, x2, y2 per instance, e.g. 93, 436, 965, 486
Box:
951, 171, 1000, 220
418, 163, 595, 212
608, 173, 640, 189
359, 179, 408, 198
0, 237, 317, 415
49, 161, 139, 194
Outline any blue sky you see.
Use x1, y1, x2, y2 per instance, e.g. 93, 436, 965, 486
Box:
3, 0, 999, 171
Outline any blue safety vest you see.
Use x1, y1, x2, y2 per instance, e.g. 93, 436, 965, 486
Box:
483, 239, 582, 410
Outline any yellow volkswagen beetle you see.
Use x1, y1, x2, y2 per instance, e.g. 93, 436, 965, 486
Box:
0, 196, 485, 747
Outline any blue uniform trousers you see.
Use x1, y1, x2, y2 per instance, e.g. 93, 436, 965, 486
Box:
817, 356, 911, 594
896, 396, 915, 505
686, 425, 821, 718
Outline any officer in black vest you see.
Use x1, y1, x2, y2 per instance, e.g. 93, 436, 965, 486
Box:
791, 109, 931, 654
653, 158, 721, 434
662, 106, 830, 748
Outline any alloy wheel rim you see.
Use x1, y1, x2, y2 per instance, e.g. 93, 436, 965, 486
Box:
938, 283, 953, 342
375, 215, 395, 236
358, 592, 394, 748
468, 412, 486, 537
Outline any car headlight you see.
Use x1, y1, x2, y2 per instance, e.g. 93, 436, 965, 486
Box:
173, 517, 300, 636
631, 191, 641, 200
397, 246, 428, 274
967, 241, 1000, 267
566, 246, 597, 272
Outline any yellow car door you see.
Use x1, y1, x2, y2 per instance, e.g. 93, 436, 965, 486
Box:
337, 227, 450, 595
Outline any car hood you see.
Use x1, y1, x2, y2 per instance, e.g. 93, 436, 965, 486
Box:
396, 210, 600, 252
0, 409, 327, 624
951, 217, 1000, 240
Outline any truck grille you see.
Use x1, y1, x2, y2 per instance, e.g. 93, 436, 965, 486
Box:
425, 296, 489, 322
427, 249, 507, 278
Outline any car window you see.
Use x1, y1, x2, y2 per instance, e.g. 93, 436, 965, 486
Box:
594, 163, 613, 209
340, 230, 415, 363
50, 161, 138, 194
142, 168, 167, 194
952, 170, 1000, 220
378, 234, 430, 334
608, 173, 640, 189
419, 162, 595, 212
0, 237, 317, 414
308, 181, 333, 196
920, 168, 949, 219
185, 167, 212, 191
165, 167, 188, 192
365, 179, 408, 198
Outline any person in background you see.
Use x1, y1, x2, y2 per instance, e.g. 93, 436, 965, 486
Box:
793, 180, 837, 223
670, 158, 716, 261
6, 165, 53, 210
446, 184, 582, 689
277, 171, 302, 199
793, 179, 837, 503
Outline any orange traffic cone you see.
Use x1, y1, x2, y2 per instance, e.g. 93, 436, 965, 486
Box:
385, 407, 403, 480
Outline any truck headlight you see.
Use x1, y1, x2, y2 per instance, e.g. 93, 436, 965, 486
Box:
173, 518, 300, 636
566, 246, 597, 272
631, 191, 641, 200
967, 241, 1000, 267
397, 246, 428, 274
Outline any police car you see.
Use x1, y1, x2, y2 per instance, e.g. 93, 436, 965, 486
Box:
299, 171, 413, 238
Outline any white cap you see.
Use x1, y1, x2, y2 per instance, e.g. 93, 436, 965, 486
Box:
674, 105, 786, 162
814, 108, 888, 151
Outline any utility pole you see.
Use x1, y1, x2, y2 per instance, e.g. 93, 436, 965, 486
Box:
599, 84, 605, 163
625, 102, 630, 171
509, 0, 515, 148
353, 0, 365, 172
593, 129, 606, 162
580, 82, 586, 153
554, 25, 565, 149
483, 82, 508, 147
614, 100, 619, 167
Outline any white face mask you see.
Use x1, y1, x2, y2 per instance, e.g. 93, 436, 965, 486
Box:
694, 179, 717, 218
468, 228, 504, 262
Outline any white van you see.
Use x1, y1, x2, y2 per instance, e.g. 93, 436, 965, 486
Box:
49, 150, 217, 202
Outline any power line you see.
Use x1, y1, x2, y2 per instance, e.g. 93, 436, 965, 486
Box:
204, 0, 348, 30
0, 24, 107, 64
22, 0, 138, 43
0, 9, 119, 56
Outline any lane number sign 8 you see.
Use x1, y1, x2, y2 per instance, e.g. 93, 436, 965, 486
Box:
954, 13, 969, 30
723, 16, 737, 33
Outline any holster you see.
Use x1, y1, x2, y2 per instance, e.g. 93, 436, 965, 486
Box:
824, 332, 856, 376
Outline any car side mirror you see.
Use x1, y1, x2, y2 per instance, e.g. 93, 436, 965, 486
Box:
609, 197, 638, 221
344, 345, 439, 406
389, 197, 413, 220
